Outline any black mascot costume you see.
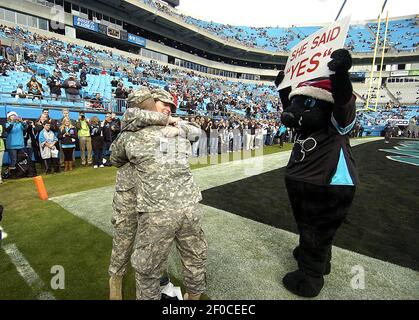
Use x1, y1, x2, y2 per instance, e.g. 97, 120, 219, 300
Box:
275, 49, 358, 298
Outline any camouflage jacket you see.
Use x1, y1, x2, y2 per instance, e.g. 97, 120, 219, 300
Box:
111, 110, 202, 212
111, 109, 169, 192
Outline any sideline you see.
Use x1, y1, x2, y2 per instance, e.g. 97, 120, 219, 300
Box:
2, 242, 56, 300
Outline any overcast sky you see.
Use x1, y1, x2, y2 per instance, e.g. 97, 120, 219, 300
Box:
177, 0, 419, 27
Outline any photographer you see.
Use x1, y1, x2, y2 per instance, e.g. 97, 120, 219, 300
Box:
5, 111, 26, 171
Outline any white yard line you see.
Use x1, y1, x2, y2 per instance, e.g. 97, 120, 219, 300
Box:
2, 243, 56, 300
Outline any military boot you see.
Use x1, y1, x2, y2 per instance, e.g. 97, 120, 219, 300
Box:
109, 276, 123, 300
184, 292, 201, 300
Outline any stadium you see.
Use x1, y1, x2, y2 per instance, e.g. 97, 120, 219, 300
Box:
0, 0, 418, 304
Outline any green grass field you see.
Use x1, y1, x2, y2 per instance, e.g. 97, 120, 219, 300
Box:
0, 144, 292, 300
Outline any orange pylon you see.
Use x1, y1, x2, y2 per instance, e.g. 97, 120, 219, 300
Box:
34, 176, 48, 201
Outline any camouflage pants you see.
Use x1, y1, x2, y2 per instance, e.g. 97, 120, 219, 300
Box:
108, 188, 137, 277
132, 204, 207, 300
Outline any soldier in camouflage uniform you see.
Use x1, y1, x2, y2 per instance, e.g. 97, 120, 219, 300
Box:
109, 87, 173, 300
112, 88, 208, 300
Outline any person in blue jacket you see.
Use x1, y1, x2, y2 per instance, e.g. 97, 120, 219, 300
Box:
5, 111, 26, 172
278, 123, 287, 148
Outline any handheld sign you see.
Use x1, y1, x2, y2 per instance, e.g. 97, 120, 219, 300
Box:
278, 15, 351, 89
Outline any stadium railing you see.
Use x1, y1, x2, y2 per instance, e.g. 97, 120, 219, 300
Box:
0, 92, 118, 113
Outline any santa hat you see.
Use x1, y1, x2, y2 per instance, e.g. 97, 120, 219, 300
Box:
289, 79, 334, 104
7, 111, 17, 118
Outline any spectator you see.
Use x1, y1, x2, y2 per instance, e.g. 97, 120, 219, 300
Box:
26, 75, 43, 99
89, 116, 104, 169
189, 117, 199, 157
23, 119, 37, 162
0, 124, 4, 184
278, 123, 287, 148
102, 113, 113, 165
47, 69, 62, 100
39, 120, 60, 174
90, 93, 104, 110
5, 111, 26, 172
111, 78, 118, 87
34, 109, 51, 133
209, 120, 218, 155
115, 84, 128, 112
0, 60, 9, 76
58, 108, 76, 167
14, 61, 24, 72
76, 112, 92, 166
62, 73, 82, 102
110, 113, 121, 142
60, 108, 76, 126
58, 117, 77, 172
13, 84, 26, 99
198, 118, 208, 158
80, 67, 88, 87
246, 119, 257, 150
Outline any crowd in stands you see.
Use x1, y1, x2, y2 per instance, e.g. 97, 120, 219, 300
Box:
0, 24, 282, 118
1, 22, 418, 180
141, 0, 418, 53
369, 19, 418, 52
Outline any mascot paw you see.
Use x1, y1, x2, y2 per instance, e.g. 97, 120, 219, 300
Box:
274, 70, 285, 88
327, 49, 352, 73
282, 270, 324, 298
292, 246, 331, 275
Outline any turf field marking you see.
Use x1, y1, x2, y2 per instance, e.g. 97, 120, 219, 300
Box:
3, 243, 56, 300
385, 156, 419, 166
380, 140, 419, 166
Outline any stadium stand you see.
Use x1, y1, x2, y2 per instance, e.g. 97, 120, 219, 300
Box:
141, 0, 418, 53
0, 10, 418, 173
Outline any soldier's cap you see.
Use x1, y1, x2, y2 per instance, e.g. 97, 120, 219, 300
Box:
151, 88, 176, 112
126, 87, 154, 109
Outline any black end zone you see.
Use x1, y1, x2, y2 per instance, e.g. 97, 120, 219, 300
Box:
202, 140, 419, 271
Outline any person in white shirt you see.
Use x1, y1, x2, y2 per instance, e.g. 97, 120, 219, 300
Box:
15, 84, 25, 99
